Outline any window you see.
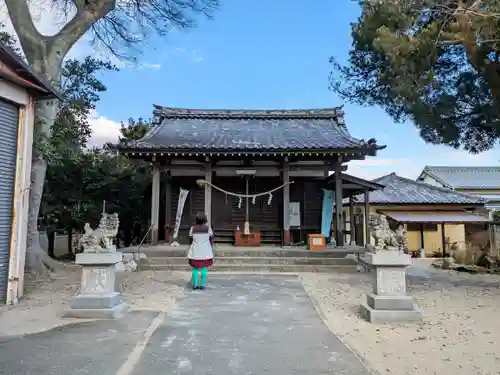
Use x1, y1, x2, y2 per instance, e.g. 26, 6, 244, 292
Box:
407, 223, 438, 232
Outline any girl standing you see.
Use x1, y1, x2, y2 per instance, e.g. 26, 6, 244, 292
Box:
187, 212, 214, 290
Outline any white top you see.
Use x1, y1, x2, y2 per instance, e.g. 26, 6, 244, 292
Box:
187, 226, 214, 260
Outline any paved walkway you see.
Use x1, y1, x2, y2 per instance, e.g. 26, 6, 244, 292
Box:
0, 275, 372, 375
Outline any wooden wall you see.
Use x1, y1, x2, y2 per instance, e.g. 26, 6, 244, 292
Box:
165, 176, 325, 244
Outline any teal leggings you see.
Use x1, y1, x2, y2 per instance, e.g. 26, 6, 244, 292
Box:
192, 267, 208, 287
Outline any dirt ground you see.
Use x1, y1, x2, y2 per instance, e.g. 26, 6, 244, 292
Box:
301, 270, 500, 375
1, 265, 499, 375
0, 264, 188, 337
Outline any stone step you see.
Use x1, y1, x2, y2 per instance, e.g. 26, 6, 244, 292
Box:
125, 249, 349, 258
138, 263, 358, 273
146, 256, 355, 266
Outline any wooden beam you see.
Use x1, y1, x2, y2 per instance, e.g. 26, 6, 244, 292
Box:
349, 196, 355, 245
163, 164, 340, 172
441, 223, 446, 257
204, 162, 212, 226
151, 164, 161, 245
364, 188, 370, 247
334, 161, 344, 246
282, 160, 291, 246
420, 223, 425, 257
164, 170, 172, 243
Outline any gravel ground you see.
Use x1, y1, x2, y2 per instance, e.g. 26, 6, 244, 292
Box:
300, 269, 500, 375
1, 265, 500, 375
0, 264, 188, 337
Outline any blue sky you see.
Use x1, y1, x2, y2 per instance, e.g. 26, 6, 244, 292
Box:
5, 0, 499, 179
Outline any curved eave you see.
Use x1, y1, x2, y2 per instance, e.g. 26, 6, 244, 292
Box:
357, 201, 485, 207
116, 144, 382, 158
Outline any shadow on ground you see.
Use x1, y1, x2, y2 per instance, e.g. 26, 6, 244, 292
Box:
0, 311, 158, 375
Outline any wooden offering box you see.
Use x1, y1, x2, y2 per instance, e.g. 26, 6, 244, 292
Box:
308, 234, 326, 251
235, 231, 261, 247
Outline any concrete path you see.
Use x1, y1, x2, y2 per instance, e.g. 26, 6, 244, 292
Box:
0, 310, 159, 375
131, 275, 371, 375
0, 275, 373, 375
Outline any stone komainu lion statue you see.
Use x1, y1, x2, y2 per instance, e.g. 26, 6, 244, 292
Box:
368, 213, 406, 251
79, 213, 119, 253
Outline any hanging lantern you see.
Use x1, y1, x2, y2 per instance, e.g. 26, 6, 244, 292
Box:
252, 196, 256, 204
238, 196, 242, 209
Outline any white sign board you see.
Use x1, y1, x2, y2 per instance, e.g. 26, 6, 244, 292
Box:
288, 202, 301, 227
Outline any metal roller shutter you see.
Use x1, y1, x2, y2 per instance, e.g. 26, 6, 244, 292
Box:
0, 99, 19, 303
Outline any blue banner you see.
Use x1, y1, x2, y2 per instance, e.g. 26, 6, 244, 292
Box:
321, 189, 335, 238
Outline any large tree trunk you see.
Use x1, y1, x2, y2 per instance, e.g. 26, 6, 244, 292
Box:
25, 99, 61, 274
47, 231, 55, 258
4, 0, 116, 274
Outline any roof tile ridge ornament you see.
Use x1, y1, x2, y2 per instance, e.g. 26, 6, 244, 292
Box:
152, 104, 346, 119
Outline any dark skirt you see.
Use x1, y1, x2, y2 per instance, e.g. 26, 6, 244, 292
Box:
189, 259, 213, 269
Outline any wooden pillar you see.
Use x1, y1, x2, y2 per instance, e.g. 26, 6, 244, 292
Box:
334, 160, 344, 246
364, 188, 370, 247
441, 223, 446, 257
164, 170, 172, 243
151, 164, 160, 245
420, 223, 425, 258
282, 160, 291, 246
349, 196, 355, 245
204, 163, 212, 226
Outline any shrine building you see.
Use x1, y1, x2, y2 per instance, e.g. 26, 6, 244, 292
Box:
117, 106, 386, 247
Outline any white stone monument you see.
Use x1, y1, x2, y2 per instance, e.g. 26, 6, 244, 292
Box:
360, 214, 422, 324
63, 213, 127, 319
359, 250, 422, 323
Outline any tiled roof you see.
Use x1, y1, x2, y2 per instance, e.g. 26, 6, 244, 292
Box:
118, 106, 384, 153
419, 166, 500, 189
354, 173, 484, 205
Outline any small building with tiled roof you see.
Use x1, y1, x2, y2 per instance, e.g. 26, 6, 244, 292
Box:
349, 173, 488, 257
118, 105, 385, 247
417, 166, 500, 212
0, 44, 60, 305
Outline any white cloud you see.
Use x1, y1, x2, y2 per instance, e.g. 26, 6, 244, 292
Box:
191, 49, 204, 63
174, 47, 204, 63
346, 147, 499, 181
86, 110, 122, 148
143, 63, 161, 69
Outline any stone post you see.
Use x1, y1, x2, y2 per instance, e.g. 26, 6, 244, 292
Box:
63, 252, 127, 319
360, 250, 422, 324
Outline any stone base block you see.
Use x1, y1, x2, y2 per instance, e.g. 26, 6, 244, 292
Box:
115, 272, 124, 292
360, 302, 422, 324
63, 302, 128, 319
366, 293, 414, 311
70, 292, 123, 309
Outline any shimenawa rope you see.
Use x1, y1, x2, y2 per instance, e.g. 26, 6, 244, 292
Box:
196, 179, 294, 198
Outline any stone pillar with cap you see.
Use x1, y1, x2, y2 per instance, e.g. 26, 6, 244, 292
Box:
360, 250, 422, 324
63, 252, 127, 319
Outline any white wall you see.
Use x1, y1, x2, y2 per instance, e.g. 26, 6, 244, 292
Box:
419, 174, 445, 187
0, 79, 35, 305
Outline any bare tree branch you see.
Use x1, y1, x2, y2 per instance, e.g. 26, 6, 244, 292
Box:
4, 0, 45, 62
47, 0, 117, 66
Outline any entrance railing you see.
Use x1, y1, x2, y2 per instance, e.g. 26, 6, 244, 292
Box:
135, 224, 154, 271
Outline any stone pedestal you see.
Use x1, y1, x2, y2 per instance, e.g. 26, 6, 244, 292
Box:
63, 252, 128, 319
360, 250, 422, 324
